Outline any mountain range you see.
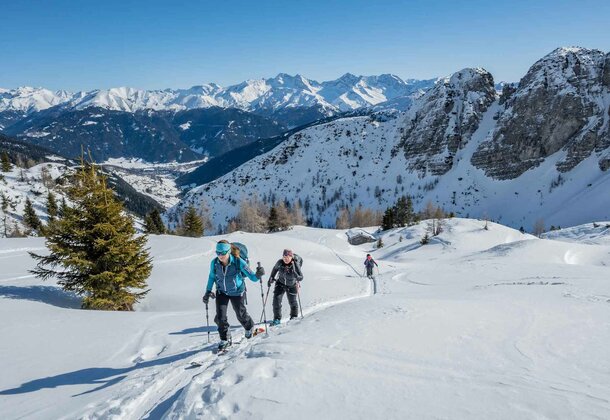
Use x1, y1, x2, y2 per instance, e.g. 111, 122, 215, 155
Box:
0, 74, 435, 162
168, 47, 610, 231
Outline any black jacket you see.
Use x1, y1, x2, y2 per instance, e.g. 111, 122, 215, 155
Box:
270, 259, 303, 286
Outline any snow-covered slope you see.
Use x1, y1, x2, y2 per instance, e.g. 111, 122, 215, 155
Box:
1, 219, 609, 418
0, 74, 436, 116
0, 87, 73, 113
542, 221, 610, 245
0, 162, 72, 236
172, 48, 610, 232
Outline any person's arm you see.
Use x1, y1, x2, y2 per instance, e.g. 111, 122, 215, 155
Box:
269, 260, 281, 281
206, 259, 216, 292
239, 258, 260, 282
374, 260, 379, 267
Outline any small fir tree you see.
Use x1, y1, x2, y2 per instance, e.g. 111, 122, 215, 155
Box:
1, 151, 12, 172
46, 192, 58, 223
23, 197, 43, 235
29, 159, 152, 310
267, 206, 280, 232
180, 206, 204, 237
381, 207, 395, 231
144, 208, 166, 234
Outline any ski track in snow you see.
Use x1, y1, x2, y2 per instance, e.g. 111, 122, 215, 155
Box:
73, 234, 377, 420
2, 220, 610, 419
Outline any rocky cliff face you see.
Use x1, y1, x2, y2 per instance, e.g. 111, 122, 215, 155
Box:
397, 68, 496, 177
171, 48, 610, 232
472, 47, 610, 179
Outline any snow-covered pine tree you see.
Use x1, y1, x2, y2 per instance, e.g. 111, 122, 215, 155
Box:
1, 192, 16, 237
23, 197, 43, 235
29, 160, 152, 311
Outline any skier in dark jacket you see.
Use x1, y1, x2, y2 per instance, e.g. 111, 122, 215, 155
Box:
364, 254, 378, 278
268, 249, 303, 325
203, 240, 264, 351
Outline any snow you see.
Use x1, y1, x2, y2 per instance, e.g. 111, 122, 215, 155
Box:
1, 75, 436, 116
542, 222, 610, 245
101, 158, 207, 209
1, 219, 609, 418
173, 73, 610, 231
0, 162, 72, 233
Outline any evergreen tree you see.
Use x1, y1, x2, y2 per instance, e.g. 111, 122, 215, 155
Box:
1, 192, 16, 237
267, 206, 280, 232
144, 208, 166, 234
46, 192, 58, 223
381, 207, 395, 231
23, 197, 43, 234
58, 198, 69, 218
394, 195, 409, 227
29, 160, 152, 311
180, 206, 204, 237
1, 151, 12, 172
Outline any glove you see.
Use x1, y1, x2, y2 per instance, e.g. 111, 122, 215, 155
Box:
202, 290, 215, 305
268, 278, 275, 287
256, 265, 265, 278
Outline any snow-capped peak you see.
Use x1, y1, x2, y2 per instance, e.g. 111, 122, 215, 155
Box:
0, 73, 438, 115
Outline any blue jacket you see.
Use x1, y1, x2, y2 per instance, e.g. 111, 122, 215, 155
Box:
206, 254, 259, 296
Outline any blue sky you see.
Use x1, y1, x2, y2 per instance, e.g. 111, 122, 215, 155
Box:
1, 0, 608, 90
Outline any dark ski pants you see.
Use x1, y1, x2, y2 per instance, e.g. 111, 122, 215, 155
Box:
214, 292, 254, 341
366, 267, 374, 277
272, 282, 299, 320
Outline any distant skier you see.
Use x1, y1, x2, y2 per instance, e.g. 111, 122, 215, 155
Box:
203, 240, 265, 352
268, 249, 303, 325
364, 254, 378, 279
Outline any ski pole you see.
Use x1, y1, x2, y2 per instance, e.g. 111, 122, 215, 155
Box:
205, 302, 210, 344
259, 283, 271, 324
296, 281, 304, 319
257, 262, 269, 335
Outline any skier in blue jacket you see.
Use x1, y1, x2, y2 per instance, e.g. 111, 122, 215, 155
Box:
203, 240, 264, 351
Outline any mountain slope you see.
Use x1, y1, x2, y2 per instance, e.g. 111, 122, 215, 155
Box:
170, 48, 610, 231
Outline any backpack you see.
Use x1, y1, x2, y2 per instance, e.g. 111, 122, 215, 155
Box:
292, 253, 303, 269
231, 242, 249, 265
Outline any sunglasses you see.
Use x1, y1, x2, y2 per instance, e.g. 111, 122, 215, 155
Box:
216, 250, 230, 256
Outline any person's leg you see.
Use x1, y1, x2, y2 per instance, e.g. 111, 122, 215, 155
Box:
272, 283, 286, 320
230, 294, 254, 331
214, 292, 231, 341
287, 284, 299, 318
